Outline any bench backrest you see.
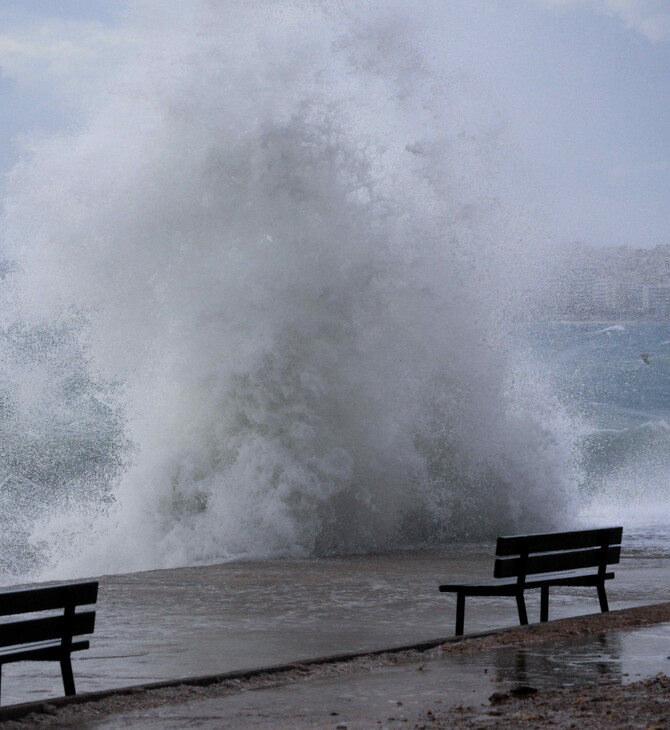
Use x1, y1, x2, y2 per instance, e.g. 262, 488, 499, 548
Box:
0, 581, 98, 649
493, 527, 622, 580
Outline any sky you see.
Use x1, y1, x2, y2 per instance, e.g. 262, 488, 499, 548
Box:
1, 0, 670, 249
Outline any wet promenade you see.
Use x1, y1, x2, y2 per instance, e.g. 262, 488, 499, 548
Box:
85, 622, 670, 729
2, 539, 669, 705
0, 534, 669, 724
3, 611, 670, 728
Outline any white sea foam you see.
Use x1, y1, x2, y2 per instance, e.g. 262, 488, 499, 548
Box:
0, 1, 580, 580
597, 325, 626, 334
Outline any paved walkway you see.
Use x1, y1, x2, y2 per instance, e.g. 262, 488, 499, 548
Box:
4, 607, 670, 729
90, 623, 670, 729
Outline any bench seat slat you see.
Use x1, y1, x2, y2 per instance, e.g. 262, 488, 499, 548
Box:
496, 527, 622, 556
0, 640, 90, 665
0, 611, 95, 649
494, 545, 620, 578
439, 570, 615, 596
0, 582, 98, 616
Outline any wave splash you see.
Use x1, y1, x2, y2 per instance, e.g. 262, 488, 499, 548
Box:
0, 1, 579, 580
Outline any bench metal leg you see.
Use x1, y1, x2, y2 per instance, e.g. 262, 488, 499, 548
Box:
597, 583, 609, 613
540, 585, 549, 622
60, 656, 76, 696
516, 591, 528, 626
455, 592, 466, 636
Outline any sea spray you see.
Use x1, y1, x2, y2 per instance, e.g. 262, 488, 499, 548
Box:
0, 1, 579, 580
533, 321, 670, 533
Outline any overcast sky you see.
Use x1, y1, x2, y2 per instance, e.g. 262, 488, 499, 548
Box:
1, 0, 670, 249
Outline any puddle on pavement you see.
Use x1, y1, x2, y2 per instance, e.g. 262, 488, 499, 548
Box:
469, 623, 670, 689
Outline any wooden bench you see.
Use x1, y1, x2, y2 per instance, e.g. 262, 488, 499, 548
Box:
0, 580, 98, 704
439, 527, 622, 636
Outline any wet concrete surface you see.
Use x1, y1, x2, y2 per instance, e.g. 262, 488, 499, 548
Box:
2, 542, 669, 708
56, 623, 670, 729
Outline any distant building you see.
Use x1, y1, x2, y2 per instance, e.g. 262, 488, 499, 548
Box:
545, 243, 670, 320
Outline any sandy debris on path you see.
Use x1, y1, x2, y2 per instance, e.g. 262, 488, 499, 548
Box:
413, 674, 670, 729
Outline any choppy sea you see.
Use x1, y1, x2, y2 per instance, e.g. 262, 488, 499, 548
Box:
1, 321, 669, 705
528, 321, 670, 539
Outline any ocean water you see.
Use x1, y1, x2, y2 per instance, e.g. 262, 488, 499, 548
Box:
0, 313, 666, 583
527, 320, 670, 543
0, 1, 667, 585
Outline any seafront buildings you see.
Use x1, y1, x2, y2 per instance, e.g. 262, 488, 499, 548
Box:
547, 242, 670, 320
